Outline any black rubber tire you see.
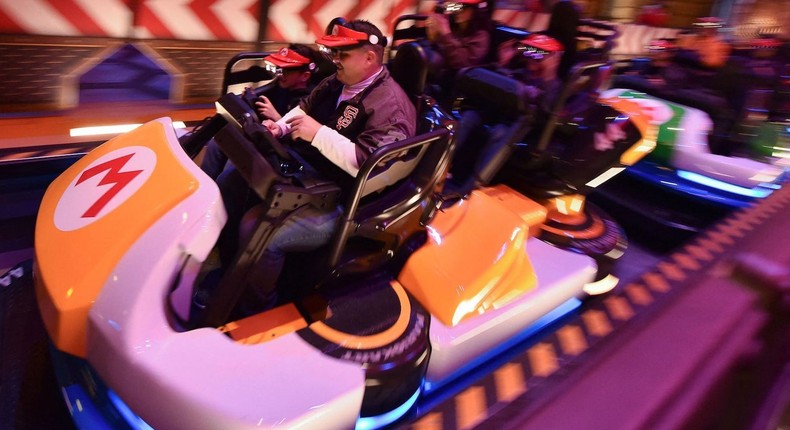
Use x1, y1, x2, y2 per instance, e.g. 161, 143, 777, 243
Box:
297, 275, 431, 417
538, 200, 628, 281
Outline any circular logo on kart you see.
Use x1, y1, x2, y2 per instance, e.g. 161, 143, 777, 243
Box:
627, 94, 676, 126
54, 146, 156, 231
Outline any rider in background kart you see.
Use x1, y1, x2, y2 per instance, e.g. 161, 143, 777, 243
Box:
425, 0, 492, 70
218, 19, 417, 313
424, 0, 493, 103
733, 35, 790, 121
736, 36, 787, 120
448, 34, 565, 192
493, 34, 565, 105
200, 44, 322, 179
676, 16, 732, 70
616, 38, 689, 89
253, 46, 320, 122
740, 36, 784, 81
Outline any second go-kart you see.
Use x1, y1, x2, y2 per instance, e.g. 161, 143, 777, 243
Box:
589, 43, 790, 248
442, 59, 658, 287
33, 41, 653, 430
603, 88, 788, 207
588, 88, 789, 248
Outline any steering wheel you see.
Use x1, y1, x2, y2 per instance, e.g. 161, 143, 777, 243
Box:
235, 87, 294, 162
243, 80, 278, 112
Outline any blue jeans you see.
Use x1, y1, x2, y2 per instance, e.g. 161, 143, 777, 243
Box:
449, 109, 512, 194
200, 139, 232, 180
449, 109, 485, 185
247, 205, 341, 301
216, 166, 341, 308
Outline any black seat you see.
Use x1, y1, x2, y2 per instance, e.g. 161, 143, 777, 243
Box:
220, 52, 277, 95
574, 19, 619, 63
325, 98, 455, 278
451, 61, 612, 198
390, 14, 429, 57
388, 41, 429, 107
320, 31, 456, 278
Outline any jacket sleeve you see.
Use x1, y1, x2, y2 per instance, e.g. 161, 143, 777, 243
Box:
310, 74, 417, 176
311, 100, 416, 176
311, 126, 361, 176
274, 106, 306, 136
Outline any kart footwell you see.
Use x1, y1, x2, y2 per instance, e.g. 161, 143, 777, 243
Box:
0, 259, 75, 430
2, 180, 790, 430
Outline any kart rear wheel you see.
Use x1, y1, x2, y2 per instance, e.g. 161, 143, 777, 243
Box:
297, 277, 431, 418
538, 200, 627, 282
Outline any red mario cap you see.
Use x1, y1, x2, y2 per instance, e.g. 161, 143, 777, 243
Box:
441, 0, 488, 7
646, 38, 676, 51
520, 34, 564, 53
316, 24, 385, 49
265, 48, 315, 70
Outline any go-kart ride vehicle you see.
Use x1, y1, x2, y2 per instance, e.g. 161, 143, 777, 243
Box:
604, 41, 789, 195
442, 61, 658, 289
602, 83, 789, 208
31, 37, 650, 430
580, 34, 790, 250
35, 83, 450, 430
588, 86, 789, 249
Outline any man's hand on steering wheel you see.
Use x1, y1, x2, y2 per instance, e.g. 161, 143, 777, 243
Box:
242, 115, 293, 161
262, 119, 282, 138
287, 115, 322, 142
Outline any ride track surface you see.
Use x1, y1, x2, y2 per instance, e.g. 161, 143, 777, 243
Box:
1, 106, 789, 430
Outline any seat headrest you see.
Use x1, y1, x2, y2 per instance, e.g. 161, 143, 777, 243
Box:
455, 67, 531, 116
389, 41, 430, 103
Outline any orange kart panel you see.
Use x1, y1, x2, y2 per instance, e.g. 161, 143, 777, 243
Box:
220, 304, 309, 345
398, 189, 547, 327
477, 184, 548, 232
598, 93, 658, 166
35, 119, 200, 357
